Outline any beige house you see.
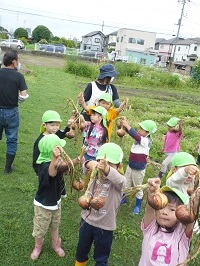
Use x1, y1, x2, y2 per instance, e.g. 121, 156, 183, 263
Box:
115, 28, 156, 57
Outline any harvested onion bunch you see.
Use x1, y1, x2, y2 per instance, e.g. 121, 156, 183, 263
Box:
78, 168, 106, 211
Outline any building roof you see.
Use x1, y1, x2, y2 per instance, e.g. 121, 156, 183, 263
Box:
176, 38, 200, 45
82, 31, 105, 37
159, 37, 184, 44
155, 38, 166, 43
105, 31, 117, 37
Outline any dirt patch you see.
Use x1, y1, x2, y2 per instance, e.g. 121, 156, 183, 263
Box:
19, 53, 66, 68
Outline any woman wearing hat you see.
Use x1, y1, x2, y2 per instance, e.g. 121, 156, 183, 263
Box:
82, 64, 120, 121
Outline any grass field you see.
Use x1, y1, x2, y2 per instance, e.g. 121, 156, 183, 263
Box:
0, 54, 200, 266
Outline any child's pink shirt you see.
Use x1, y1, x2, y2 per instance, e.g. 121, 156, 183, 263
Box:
139, 219, 190, 266
163, 131, 182, 153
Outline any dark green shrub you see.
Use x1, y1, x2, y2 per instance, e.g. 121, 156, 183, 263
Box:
64, 61, 97, 79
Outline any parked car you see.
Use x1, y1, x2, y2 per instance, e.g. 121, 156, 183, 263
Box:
39, 44, 66, 54
39, 44, 47, 51
1, 39, 25, 49
78, 49, 107, 59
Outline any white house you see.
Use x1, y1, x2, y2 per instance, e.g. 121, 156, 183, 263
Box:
80, 31, 105, 52
115, 28, 157, 57
172, 37, 200, 62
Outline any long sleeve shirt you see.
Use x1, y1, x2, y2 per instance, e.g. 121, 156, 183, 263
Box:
127, 127, 152, 170
81, 167, 126, 231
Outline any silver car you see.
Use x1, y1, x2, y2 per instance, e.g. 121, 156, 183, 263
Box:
1, 39, 25, 49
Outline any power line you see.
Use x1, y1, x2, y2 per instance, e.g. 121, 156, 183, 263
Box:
0, 3, 199, 37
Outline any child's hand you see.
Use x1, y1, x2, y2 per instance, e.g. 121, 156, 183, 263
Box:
147, 177, 161, 194
185, 165, 198, 176
78, 92, 85, 104
67, 117, 75, 127
120, 118, 129, 128
119, 97, 129, 111
98, 159, 110, 175
52, 146, 62, 158
85, 160, 98, 170
72, 156, 85, 166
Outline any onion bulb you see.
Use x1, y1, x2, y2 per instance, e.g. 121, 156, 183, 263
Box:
78, 194, 92, 210
117, 128, 126, 137
72, 179, 85, 191
187, 187, 194, 196
148, 190, 168, 210
90, 196, 106, 210
175, 205, 196, 224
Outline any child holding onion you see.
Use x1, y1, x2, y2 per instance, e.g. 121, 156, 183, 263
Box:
78, 92, 128, 141
82, 106, 108, 161
33, 110, 73, 198
31, 134, 81, 260
139, 177, 200, 266
74, 142, 127, 266
166, 152, 200, 235
120, 118, 157, 213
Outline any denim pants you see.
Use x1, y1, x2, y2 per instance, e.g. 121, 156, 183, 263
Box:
0, 107, 19, 155
76, 219, 113, 266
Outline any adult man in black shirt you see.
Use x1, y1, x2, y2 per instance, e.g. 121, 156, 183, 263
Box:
0, 49, 29, 174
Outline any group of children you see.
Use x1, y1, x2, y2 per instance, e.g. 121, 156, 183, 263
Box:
31, 90, 200, 265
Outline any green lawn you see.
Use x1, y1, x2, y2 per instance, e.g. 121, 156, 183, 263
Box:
0, 58, 199, 265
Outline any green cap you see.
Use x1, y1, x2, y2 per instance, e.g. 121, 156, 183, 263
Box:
36, 134, 66, 164
99, 93, 112, 103
138, 120, 157, 138
40, 110, 62, 133
171, 152, 196, 167
167, 117, 179, 127
161, 186, 188, 204
96, 142, 123, 164
93, 106, 108, 127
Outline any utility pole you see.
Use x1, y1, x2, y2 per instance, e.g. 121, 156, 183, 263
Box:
102, 21, 104, 33
172, 0, 189, 62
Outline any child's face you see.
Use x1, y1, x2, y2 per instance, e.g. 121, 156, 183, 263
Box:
156, 202, 178, 228
98, 100, 112, 110
168, 126, 175, 132
173, 166, 194, 184
138, 127, 149, 137
90, 112, 102, 124
43, 121, 60, 134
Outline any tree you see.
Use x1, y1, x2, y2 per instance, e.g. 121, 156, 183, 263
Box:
59, 38, 76, 48
14, 28, 28, 39
0, 26, 9, 39
32, 25, 52, 43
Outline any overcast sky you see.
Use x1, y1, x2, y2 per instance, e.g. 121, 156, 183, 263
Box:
0, 0, 199, 41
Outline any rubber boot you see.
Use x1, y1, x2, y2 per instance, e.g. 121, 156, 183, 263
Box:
31, 238, 43, 260
51, 230, 65, 257
4, 153, 15, 174
133, 198, 142, 214
75, 260, 87, 266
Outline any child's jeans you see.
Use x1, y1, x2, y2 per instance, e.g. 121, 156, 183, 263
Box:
76, 219, 113, 266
